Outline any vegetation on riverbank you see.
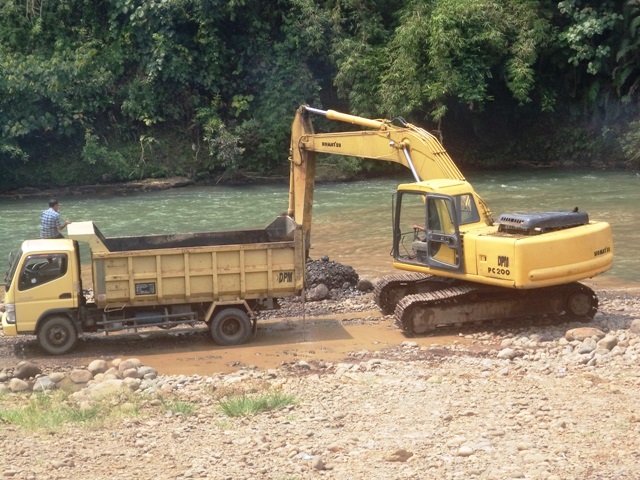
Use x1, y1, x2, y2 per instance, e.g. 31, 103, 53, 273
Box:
1, 0, 639, 192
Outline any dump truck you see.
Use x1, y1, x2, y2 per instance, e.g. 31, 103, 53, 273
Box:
1, 216, 304, 354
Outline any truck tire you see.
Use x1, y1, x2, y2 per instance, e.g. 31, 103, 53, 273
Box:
209, 308, 252, 346
37, 315, 78, 355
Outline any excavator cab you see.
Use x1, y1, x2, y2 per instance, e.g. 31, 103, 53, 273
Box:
393, 190, 464, 272
392, 178, 486, 274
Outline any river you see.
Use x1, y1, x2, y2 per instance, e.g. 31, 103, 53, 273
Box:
1, 169, 638, 284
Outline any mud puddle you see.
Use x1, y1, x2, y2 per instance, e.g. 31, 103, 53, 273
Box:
132, 312, 470, 375
1, 310, 470, 375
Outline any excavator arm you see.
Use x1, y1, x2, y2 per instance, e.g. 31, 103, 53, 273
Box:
287, 105, 487, 238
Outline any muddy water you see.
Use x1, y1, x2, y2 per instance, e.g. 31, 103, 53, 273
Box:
1, 310, 471, 374
1, 169, 638, 373
141, 313, 471, 375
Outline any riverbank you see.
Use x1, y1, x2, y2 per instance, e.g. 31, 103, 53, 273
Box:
0, 161, 412, 199
0, 177, 198, 200
1, 281, 639, 479
3, 161, 637, 200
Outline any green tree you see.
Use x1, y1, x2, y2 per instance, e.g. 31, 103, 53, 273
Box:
377, 0, 552, 121
1, 0, 638, 192
555, 0, 625, 119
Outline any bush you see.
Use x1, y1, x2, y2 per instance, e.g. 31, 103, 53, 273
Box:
621, 120, 640, 169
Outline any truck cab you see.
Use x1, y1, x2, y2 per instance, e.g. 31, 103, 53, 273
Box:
2, 239, 82, 336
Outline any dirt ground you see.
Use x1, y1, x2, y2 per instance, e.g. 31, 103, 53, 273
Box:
1, 282, 640, 479
0, 291, 472, 375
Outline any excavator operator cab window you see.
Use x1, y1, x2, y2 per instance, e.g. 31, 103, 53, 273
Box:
454, 194, 480, 225
427, 197, 455, 234
393, 191, 464, 273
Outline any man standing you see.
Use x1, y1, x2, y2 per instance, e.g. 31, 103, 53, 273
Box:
40, 199, 71, 239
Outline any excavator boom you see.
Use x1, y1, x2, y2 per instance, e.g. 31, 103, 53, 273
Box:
288, 105, 480, 237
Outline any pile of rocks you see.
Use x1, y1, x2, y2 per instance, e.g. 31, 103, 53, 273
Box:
467, 292, 640, 370
304, 256, 373, 301
0, 358, 159, 400
305, 256, 359, 290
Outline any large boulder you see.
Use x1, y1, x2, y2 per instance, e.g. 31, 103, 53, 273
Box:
8, 378, 29, 392
356, 278, 373, 292
596, 335, 618, 351
13, 361, 42, 380
87, 359, 109, 375
307, 284, 330, 301
89, 379, 127, 401
565, 327, 605, 342
33, 376, 56, 391
118, 358, 142, 374
69, 369, 93, 384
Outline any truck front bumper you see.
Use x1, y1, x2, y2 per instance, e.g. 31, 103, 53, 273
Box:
1, 312, 17, 336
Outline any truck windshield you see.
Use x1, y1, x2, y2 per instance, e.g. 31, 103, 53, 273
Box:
4, 250, 22, 289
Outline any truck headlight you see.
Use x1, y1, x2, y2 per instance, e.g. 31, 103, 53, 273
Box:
4, 304, 15, 324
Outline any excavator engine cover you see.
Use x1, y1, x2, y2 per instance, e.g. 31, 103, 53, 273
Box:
497, 210, 589, 235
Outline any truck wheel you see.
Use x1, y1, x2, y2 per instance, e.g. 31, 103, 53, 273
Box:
37, 315, 78, 355
209, 308, 251, 346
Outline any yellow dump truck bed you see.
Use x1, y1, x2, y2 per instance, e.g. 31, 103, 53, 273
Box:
68, 216, 305, 308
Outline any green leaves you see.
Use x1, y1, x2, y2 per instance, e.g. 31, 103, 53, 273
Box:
376, 0, 552, 119
0, 0, 639, 190
558, 0, 623, 75
196, 104, 245, 174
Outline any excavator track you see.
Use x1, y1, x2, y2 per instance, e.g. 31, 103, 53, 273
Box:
394, 281, 598, 334
373, 273, 454, 315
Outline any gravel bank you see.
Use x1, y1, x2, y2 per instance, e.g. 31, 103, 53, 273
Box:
1, 287, 639, 479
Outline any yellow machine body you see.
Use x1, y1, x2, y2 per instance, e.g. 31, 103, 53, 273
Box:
288, 106, 613, 289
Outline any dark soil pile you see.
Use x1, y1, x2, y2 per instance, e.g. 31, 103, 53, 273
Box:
305, 257, 359, 289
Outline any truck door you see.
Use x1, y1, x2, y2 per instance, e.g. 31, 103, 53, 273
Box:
425, 195, 463, 272
14, 252, 76, 333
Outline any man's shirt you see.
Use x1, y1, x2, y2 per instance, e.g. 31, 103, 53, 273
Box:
40, 208, 62, 238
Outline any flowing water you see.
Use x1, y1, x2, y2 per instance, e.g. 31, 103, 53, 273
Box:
1, 169, 638, 284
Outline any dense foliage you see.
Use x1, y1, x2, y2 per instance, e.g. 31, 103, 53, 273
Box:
1, 0, 639, 191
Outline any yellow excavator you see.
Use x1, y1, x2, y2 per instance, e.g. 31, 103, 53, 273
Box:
287, 105, 614, 333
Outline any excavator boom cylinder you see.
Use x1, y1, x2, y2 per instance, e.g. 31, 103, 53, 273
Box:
305, 106, 387, 130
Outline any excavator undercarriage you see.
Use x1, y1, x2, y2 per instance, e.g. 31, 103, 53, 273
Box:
374, 274, 598, 334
